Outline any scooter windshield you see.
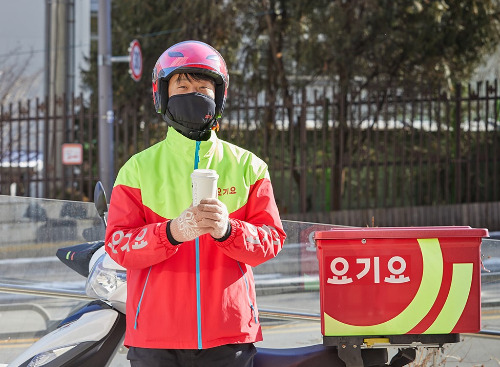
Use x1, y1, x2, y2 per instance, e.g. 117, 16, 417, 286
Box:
0, 194, 105, 364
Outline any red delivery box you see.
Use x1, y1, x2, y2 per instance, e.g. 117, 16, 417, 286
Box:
314, 226, 488, 337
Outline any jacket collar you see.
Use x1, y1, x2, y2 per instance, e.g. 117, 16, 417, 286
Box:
164, 128, 219, 162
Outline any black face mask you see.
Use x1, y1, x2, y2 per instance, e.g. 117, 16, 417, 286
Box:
166, 92, 216, 131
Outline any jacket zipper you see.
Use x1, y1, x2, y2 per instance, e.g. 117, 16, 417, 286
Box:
237, 262, 258, 323
194, 141, 203, 349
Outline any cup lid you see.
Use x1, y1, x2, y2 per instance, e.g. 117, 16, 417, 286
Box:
191, 169, 219, 179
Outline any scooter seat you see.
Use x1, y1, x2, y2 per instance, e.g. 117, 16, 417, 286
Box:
254, 344, 343, 367
254, 344, 388, 367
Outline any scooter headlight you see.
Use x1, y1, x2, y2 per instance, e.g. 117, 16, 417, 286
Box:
85, 254, 126, 299
27, 345, 76, 366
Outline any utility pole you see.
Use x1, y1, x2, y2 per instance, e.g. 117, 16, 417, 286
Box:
45, 0, 69, 198
97, 0, 114, 199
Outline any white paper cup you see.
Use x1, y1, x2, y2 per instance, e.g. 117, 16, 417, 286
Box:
191, 169, 219, 206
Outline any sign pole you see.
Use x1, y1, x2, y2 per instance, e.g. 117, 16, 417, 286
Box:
97, 0, 115, 200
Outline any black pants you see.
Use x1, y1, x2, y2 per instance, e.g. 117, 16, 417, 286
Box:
127, 343, 256, 367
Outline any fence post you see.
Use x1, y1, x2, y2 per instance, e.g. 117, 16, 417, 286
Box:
455, 83, 462, 204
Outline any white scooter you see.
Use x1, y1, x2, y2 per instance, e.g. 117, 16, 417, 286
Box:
4, 183, 440, 367
5, 183, 126, 367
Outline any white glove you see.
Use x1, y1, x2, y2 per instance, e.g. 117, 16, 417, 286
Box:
197, 198, 230, 240
169, 205, 211, 243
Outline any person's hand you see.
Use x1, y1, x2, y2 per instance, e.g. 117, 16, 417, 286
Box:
169, 205, 211, 243
197, 198, 230, 240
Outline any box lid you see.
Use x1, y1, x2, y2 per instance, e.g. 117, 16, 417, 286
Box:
314, 226, 489, 240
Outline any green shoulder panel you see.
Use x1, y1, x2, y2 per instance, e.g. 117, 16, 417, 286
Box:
114, 155, 139, 189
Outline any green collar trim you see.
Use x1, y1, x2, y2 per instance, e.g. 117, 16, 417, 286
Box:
165, 128, 219, 162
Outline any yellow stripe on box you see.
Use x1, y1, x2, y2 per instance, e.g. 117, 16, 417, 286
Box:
424, 263, 473, 334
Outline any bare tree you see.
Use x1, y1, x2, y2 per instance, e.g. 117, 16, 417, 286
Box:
0, 48, 43, 106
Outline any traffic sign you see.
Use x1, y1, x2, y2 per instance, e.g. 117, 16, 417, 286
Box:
129, 39, 143, 82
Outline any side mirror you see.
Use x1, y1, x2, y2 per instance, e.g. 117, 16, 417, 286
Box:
94, 181, 108, 227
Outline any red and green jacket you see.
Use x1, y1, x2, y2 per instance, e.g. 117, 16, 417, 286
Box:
104, 128, 286, 350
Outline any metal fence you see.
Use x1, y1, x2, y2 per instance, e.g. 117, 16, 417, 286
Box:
221, 81, 500, 216
1, 80, 499, 217
0, 95, 97, 201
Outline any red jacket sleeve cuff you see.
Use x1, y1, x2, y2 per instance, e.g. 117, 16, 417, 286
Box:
159, 221, 182, 251
213, 218, 237, 248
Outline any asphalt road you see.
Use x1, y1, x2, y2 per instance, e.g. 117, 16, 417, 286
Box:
1, 290, 500, 366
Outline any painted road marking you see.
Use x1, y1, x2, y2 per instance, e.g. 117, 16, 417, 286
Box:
0, 337, 38, 349
0, 257, 58, 265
